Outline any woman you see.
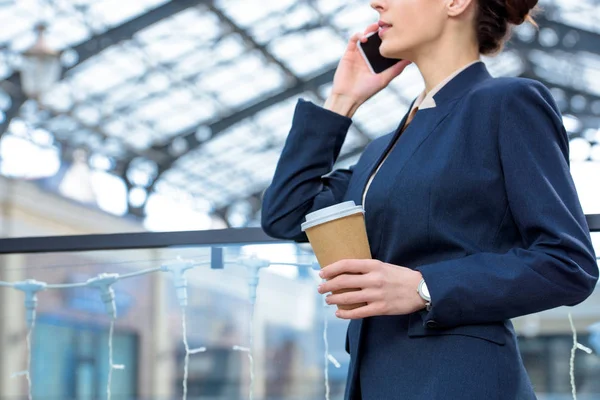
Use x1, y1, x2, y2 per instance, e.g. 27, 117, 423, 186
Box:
261, 0, 599, 398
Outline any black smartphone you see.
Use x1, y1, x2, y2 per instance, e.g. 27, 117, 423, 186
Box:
357, 31, 401, 74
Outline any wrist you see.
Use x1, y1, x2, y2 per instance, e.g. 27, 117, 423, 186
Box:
324, 94, 361, 118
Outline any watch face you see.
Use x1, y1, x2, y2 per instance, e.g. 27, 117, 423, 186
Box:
421, 281, 430, 300
423, 285, 430, 299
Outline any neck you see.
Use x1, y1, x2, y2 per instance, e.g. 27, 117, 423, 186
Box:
412, 35, 480, 93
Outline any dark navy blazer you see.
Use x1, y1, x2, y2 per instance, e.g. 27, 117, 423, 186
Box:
261, 62, 598, 399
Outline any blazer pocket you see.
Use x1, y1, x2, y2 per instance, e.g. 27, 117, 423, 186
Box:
407, 311, 507, 346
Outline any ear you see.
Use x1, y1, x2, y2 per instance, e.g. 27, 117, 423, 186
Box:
445, 0, 476, 17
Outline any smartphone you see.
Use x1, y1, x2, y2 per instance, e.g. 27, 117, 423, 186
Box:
357, 31, 401, 74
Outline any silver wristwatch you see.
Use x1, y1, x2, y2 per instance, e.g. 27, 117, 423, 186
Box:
417, 278, 432, 311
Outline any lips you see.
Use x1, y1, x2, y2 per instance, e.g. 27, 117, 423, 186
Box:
378, 20, 392, 37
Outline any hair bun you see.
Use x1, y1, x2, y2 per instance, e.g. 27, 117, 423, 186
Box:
505, 0, 538, 25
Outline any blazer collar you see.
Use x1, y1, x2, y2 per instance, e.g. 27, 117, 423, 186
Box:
431, 61, 492, 107
416, 60, 483, 110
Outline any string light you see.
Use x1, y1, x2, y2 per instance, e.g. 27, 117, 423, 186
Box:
107, 319, 126, 400
567, 312, 595, 400
13, 280, 47, 329
323, 294, 331, 400
232, 256, 270, 400
311, 262, 341, 400
181, 307, 206, 400
158, 257, 211, 400
1, 255, 341, 400
10, 280, 47, 400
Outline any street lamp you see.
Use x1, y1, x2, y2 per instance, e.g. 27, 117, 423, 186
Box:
20, 24, 61, 99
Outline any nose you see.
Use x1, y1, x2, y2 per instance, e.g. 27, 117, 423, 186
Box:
370, 0, 384, 12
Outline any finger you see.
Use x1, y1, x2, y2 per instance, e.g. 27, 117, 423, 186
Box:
336, 303, 384, 320
380, 59, 412, 82
349, 24, 379, 51
326, 289, 376, 306
321, 259, 379, 279
318, 273, 367, 294
363, 22, 380, 37
347, 32, 365, 51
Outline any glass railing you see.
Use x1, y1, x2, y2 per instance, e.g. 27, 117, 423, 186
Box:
0, 217, 599, 400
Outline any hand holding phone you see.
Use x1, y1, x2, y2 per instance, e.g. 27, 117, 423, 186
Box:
324, 27, 410, 117
357, 31, 402, 74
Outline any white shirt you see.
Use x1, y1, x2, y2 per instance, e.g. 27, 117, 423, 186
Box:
361, 60, 483, 206
409, 60, 482, 111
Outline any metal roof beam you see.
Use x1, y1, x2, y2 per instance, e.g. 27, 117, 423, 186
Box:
212, 143, 365, 220
508, 15, 600, 55
146, 66, 337, 192
0, 0, 203, 138
517, 52, 600, 129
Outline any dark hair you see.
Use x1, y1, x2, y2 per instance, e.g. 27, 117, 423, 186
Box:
476, 0, 538, 55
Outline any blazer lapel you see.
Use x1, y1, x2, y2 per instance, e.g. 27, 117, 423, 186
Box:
431, 61, 492, 106
359, 62, 494, 208
385, 101, 455, 173
365, 62, 494, 197
363, 99, 415, 180
356, 99, 416, 205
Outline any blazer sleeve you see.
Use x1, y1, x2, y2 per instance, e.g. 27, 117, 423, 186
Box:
415, 80, 599, 328
261, 99, 354, 242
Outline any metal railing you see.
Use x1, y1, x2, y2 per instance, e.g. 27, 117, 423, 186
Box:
0, 214, 598, 254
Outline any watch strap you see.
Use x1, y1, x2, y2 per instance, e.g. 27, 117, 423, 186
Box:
417, 278, 432, 311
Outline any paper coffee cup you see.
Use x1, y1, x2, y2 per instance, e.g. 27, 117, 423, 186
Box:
301, 201, 372, 311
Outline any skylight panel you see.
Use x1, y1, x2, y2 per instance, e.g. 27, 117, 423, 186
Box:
216, 0, 298, 28
267, 27, 346, 77
88, 0, 170, 29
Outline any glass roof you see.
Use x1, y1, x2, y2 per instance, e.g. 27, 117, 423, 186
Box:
0, 0, 599, 228
0, 0, 170, 57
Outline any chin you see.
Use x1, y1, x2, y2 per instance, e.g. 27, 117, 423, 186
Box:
380, 42, 403, 60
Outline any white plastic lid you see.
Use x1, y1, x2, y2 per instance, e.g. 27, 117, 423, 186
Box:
301, 201, 364, 231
